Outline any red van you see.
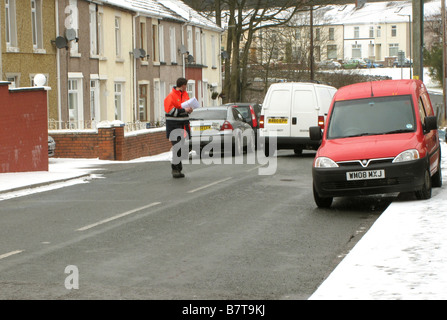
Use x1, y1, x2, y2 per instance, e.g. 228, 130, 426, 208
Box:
309, 79, 442, 208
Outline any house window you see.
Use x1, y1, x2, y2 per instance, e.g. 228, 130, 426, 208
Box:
31, 0, 43, 49
6, 74, 19, 88
68, 77, 83, 128
187, 81, 195, 98
328, 28, 334, 41
369, 26, 374, 38
354, 26, 360, 39
154, 80, 166, 124
376, 26, 381, 37
352, 44, 361, 58
315, 28, 320, 41
389, 43, 399, 56
202, 33, 207, 66
391, 25, 397, 37
211, 35, 216, 68
89, 4, 97, 56
295, 29, 301, 40
327, 45, 337, 59
152, 22, 159, 62
195, 29, 201, 64
138, 84, 148, 121
115, 17, 121, 58
68, 0, 79, 55
114, 83, 123, 120
90, 80, 100, 122
5, 0, 17, 47
159, 25, 165, 62
97, 9, 104, 56
187, 26, 193, 57
140, 21, 147, 61
169, 27, 176, 64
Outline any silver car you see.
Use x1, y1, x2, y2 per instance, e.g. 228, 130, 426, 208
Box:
48, 135, 56, 157
189, 106, 255, 156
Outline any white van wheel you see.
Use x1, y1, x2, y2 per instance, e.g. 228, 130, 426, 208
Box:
294, 148, 303, 155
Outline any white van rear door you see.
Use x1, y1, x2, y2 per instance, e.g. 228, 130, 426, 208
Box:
290, 89, 316, 138
263, 88, 291, 136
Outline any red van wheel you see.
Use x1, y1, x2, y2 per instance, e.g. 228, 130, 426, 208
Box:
313, 184, 333, 208
431, 153, 442, 188
415, 168, 432, 200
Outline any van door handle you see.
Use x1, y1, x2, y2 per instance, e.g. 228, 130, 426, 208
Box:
292, 117, 297, 125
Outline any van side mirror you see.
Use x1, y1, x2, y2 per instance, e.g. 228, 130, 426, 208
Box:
424, 116, 437, 133
309, 126, 322, 140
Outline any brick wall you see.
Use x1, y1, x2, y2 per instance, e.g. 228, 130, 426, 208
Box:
49, 124, 172, 161
0, 82, 49, 173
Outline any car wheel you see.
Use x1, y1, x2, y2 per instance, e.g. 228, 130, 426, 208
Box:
432, 153, 442, 188
294, 148, 303, 155
245, 131, 256, 153
232, 133, 243, 156
415, 168, 432, 200
313, 184, 333, 208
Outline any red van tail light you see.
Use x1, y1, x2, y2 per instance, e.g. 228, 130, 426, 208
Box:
259, 115, 265, 129
220, 121, 234, 131
318, 116, 325, 129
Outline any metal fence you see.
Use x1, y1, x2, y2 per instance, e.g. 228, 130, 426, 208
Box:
48, 119, 166, 133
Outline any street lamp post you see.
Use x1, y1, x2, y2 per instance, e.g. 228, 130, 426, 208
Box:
398, 13, 412, 79
443, 0, 447, 121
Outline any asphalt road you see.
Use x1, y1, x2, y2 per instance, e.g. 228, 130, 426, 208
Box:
0, 150, 389, 300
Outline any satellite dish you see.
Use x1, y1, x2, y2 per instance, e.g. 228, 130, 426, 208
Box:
187, 55, 194, 63
133, 48, 146, 59
34, 74, 46, 87
179, 45, 187, 54
55, 36, 68, 49
65, 28, 77, 41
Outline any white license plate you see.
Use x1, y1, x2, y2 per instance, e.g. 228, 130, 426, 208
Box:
346, 170, 385, 181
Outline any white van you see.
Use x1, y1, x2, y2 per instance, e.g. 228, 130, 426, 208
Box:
259, 82, 337, 155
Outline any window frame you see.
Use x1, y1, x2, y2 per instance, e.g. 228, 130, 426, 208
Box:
5, 0, 18, 48
115, 16, 122, 58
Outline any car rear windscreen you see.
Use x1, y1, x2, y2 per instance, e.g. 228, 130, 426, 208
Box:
327, 95, 416, 139
190, 109, 227, 120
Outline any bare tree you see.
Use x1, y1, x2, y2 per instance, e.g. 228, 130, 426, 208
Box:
184, 0, 335, 102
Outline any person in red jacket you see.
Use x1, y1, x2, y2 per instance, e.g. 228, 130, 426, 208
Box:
164, 78, 193, 178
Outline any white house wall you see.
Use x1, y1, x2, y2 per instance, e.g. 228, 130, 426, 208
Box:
98, 6, 133, 123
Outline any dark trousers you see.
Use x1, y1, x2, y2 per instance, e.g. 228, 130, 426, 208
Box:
171, 139, 184, 171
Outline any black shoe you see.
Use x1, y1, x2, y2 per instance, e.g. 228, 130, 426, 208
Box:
172, 170, 185, 178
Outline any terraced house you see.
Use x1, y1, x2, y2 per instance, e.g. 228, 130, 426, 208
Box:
1, 0, 223, 131
0, 0, 58, 120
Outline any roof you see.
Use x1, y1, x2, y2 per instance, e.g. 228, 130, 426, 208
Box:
101, 0, 184, 20
100, 0, 223, 31
158, 0, 223, 32
298, 0, 441, 26
334, 79, 423, 101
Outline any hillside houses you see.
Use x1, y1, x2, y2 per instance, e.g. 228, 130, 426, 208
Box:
0, 0, 223, 130
243, 1, 441, 67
